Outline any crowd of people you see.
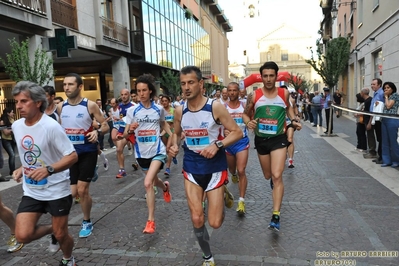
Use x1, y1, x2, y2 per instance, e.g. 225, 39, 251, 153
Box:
354, 79, 399, 167
16, 60, 399, 265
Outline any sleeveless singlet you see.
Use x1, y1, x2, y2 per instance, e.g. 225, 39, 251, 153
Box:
225, 101, 247, 138
181, 98, 227, 174
60, 98, 97, 154
253, 88, 288, 137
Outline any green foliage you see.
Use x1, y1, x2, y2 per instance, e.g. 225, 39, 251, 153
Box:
287, 73, 313, 92
0, 38, 54, 85
185, 9, 193, 20
159, 69, 180, 97
306, 37, 350, 89
159, 60, 173, 68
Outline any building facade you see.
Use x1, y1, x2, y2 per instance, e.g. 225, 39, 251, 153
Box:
320, 0, 399, 109
0, 0, 232, 111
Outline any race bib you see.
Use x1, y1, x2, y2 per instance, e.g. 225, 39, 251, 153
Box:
258, 118, 278, 135
65, 128, 85, 144
165, 115, 174, 123
137, 129, 156, 144
231, 113, 244, 126
23, 167, 47, 189
185, 129, 210, 151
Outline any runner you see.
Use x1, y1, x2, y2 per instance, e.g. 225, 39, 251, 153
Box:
242, 61, 301, 232
124, 73, 173, 234
168, 66, 242, 266
58, 73, 109, 238
111, 89, 137, 178
0, 194, 24, 253
160, 95, 177, 176
12, 81, 78, 265
224, 82, 250, 216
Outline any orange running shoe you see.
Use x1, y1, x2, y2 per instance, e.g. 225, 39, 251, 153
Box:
163, 181, 172, 203
143, 220, 156, 234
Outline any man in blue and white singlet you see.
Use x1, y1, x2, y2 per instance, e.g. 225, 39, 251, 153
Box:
59, 73, 109, 239
111, 89, 136, 179
123, 74, 173, 235
224, 82, 250, 216
168, 66, 242, 266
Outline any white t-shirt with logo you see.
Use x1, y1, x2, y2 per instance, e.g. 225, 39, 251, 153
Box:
12, 114, 75, 201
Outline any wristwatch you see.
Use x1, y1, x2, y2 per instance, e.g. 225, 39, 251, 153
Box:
215, 140, 224, 149
46, 166, 55, 176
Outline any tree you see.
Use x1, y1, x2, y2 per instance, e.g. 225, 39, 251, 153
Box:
306, 37, 350, 89
0, 38, 54, 85
287, 73, 313, 93
159, 60, 173, 68
159, 69, 180, 97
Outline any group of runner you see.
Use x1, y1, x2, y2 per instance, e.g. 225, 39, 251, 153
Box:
0, 61, 300, 266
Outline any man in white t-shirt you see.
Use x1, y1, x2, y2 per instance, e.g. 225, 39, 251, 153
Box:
12, 81, 78, 266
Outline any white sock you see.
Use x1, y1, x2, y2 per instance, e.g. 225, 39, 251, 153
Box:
239, 197, 245, 202
99, 151, 106, 163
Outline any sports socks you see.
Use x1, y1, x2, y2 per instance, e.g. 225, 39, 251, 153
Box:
194, 225, 212, 258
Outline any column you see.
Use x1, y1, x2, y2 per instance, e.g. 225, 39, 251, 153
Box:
112, 56, 130, 97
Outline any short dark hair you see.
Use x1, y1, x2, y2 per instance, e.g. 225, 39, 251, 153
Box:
259, 61, 279, 75
373, 78, 383, 87
54, 96, 64, 102
135, 74, 157, 100
383, 81, 397, 93
180, 65, 202, 81
65, 73, 83, 87
43, 85, 56, 96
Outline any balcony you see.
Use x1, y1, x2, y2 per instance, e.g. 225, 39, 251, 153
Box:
101, 17, 128, 46
51, 0, 78, 30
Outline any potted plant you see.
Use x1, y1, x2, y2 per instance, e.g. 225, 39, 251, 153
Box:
185, 8, 193, 20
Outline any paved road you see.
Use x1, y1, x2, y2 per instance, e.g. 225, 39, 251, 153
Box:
1, 113, 398, 266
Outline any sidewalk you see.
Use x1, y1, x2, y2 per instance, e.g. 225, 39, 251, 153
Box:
0, 116, 398, 265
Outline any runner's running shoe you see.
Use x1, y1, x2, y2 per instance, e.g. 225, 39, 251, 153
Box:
103, 158, 109, 171
163, 181, 172, 203
7, 235, 23, 253
143, 220, 156, 234
268, 214, 280, 231
231, 173, 239, 184
49, 234, 60, 253
74, 196, 80, 204
288, 159, 295, 168
79, 220, 93, 238
59, 256, 76, 266
172, 157, 178, 165
164, 168, 170, 176
224, 185, 234, 208
116, 169, 127, 179
132, 162, 139, 171
236, 201, 246, 215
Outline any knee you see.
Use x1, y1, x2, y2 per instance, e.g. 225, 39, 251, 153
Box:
116, 146, 124, 153
53, 230, 68, 243
191, 213, 205, 228
15, 231, 32, 244
77, 186, 89, 198
236, 168, 246, 178
208, 216, 223, 229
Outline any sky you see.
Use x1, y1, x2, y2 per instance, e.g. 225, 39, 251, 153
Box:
217, 0, 324, 65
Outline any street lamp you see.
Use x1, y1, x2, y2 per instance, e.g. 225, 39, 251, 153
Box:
331, 0, 356, 20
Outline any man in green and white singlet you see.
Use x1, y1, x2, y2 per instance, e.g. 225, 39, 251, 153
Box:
242, 61, 301, 232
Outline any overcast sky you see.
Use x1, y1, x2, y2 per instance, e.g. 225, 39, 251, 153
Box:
217, 0, 323, 64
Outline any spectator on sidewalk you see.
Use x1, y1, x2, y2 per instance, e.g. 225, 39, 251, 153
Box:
354, 92, 367, 152
0, 107, 16, 177
365, 78, 384, 163
323, 87, 333, 134
380, 82, 399, 167
360, 88, 375, 156
333, 89, 344, 118
311, 91, 322, 127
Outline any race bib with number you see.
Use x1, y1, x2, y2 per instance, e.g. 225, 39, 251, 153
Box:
137, 130, 156, 144
231, 113, 244, 126
65, 128, 85, 144
23, 167, 48, 189
185, 129, 210, 151
258, 118, 278, 135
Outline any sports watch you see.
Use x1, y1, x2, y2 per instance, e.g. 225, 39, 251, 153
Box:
215, 140, 224, 149
46, 166, 55, 176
